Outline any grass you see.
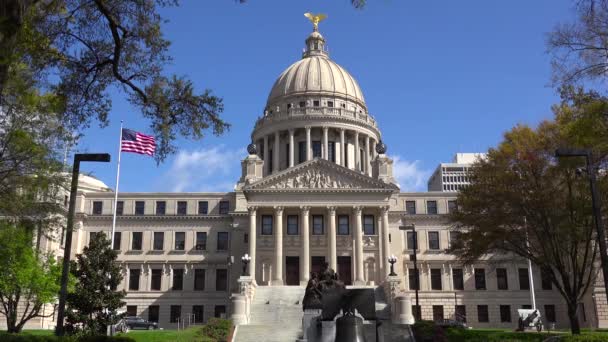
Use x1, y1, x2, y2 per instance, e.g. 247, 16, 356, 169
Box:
445, 328, 608, 342
117, 327, 203, 342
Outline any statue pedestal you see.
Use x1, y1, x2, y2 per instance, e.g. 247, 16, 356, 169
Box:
393, 295, 415, 325
298, 309, 322, 342
320, 320, 336, 342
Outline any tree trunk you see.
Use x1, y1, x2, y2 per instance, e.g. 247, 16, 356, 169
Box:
567, 303, 581, 335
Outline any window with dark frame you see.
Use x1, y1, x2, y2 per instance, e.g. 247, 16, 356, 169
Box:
359, 149, 364, 171
129, 269, 140, 291
475, 268, 486, 290
328, 141, 336, 162
134, 201, 145, 215
430, 268, 442, 290
312, 141, 322, 158
126, 305, 137, 317
405, 201, 416, 215
497, 268, 509, 290
174, 232, 185, 250
177, 201, 187, 215
244, 233, 248, 244
151, 269, 162, 291
269, 149, 273, 173
156, 201, 166, 215
196, 232, 207, 250
327, 101, 334, 107
313, 100, 320, 107
477, 305, 489, 322
113, 232, 121, 251
428, 231, 440, 250
92, 201, 103, 215
452, 268, 464, 290
198, 201, 209, 215
131, 232, 142, 250
262, 215, 273, 235
153, 232, 164, 250
449, 231, 461, 247
172, 269, 183, 291
219, 201, 230, 214
116, 201, 124, 215
426, 200, 438, 214
287, 215, 299, 235
217, 232, 229, 251
298, 142, 306, 163
194, 269, 205, 291
312, 215, 324, 235
408, 268, 419, 290
500, 305, 511, 322
432, 305, 444, 322
545, 305, 556, 323
192, 305, 204, 323
338, 215, 349, 235
407, 231, 418, 250
363, 215, 375, 235
215, 305, 227, 318
148, 305, 159, 323
299, 101, 305, 108
519, 268, 530, 290
455, 305, 466, 323
216, 269, 228, 291
541, 267, 553, 290
170, 305, 181, 323
448, 200, 458, 213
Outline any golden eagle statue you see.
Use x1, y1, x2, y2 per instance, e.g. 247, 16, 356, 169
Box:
304, 12, 327, 31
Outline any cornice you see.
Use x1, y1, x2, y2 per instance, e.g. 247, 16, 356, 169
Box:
84, 214, 232, 221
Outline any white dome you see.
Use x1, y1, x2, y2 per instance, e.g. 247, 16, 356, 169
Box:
267, 56, 366, 109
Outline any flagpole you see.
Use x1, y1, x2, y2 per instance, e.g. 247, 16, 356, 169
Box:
110, 121, 123, 249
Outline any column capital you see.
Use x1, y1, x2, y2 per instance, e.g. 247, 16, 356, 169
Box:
327, 206, 336, 215
340, 128, 345, 133
274, 206, 284, 215
322, 126, 329, 132
288, 128, 295, 135
352, 206, 363, 215
305, 125, 312, 131
300, 206, 311, 215
354, 131, 360, 137
248, 206, 257, 215
380, 206, 390, 214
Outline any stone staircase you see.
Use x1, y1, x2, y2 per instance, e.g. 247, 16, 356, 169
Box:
233, 286, 305, 342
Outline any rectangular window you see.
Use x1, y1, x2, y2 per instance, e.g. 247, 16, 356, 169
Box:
475, 268, 486, 290
430, 268, 442, 290
344, 143, 349, 168
268, 149, 273, 173
312, 215, 324, 235
129, 269, 140, 291
328, 141, 336, 162
519, 268, 530, 290
219, 201, 230, 214
113, 232, 121, 251
428, 231, 440, 250
196, 232, 207, 250
156, 201, 166, 215
216, 269, 228, 291
360, 149, 364, 171
449, 231, 461, 248
131, 232, 142, 250
363, 215, 375, 235
452, 268, 464, 290
148, 305, 159, 323
500, 305, 511, 322
338, 215, 350, 235
116, 201, 124, 216
432, 305, 444, 322
92, 201, 103, 215
89, 231, 98, 245
215, 305, 227, 318
299, 101, 305, 108
405, 200, 416, 215
174, 232, 185, 250
426, 200, 438, 214
313, 100, 320, 107
244, 233, 249, 243
177, 201, 187, 215
448, 200, 458, 213
153, 232, 164, 250
194, 269, 206, 291
409, 268, 419, 290
172, 269, 183, 291
477, 305, 489, 323
312, 141, 322, 158
298, 141, 306, 163
455, 305, 466, 323
192, 305, 204, 323
198, 201, 209, 215
541, 267, 553, 290
287, 215, 299, 235
522, 305, 532, 309
135, 201, 145, 215
217, 232, 229, 251
262, 215, 273, 235
151, 269, 162, 291
327, 101, 334, 107
545, 305, 556, 323
412, 305, 421, 321
126, 305, 137, 317
170, 305, 181, 323
407, 231, 418, 250
497, 268, 509, 290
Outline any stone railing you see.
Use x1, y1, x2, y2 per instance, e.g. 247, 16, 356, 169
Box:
231, 276, 256, 325
383, 275, 414, 325
254, 106, 378, 130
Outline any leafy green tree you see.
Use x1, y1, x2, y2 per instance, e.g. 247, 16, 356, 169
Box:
0, 223, 62, 333
65, 232, 125, 335
449, 88, 608, 334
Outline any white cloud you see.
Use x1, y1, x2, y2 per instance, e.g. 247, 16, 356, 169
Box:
164, 146, 245, 192
391, 156, 431, 192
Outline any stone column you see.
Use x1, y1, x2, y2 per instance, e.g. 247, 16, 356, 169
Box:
289, 129, 295, 168
354, 206, 365, 285
354, 132, 360, 172
273, 131, 280, 173
327, 206, 337, 271
300, 206, 310, 285
305, 126, 312, 161
365, 135, 371, 176
248, 207, 257, 283
381, 206, 391, 277
371, 139, 377, 161
263, 135, 269, 175
273, 206, 284, 285
323, 126, 329, 160
340, 129, 346, 167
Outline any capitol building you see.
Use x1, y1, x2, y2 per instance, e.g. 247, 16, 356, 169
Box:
11, 20, 606, 338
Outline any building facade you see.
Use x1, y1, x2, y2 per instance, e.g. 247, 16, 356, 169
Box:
427, 153, 487, 192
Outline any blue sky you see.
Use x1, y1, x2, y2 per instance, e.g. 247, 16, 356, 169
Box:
75, 0, 574, 193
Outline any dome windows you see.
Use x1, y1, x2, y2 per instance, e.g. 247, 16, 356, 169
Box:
313, 100, 320, 107
327, 101, 334, 108
299, 101, 306, 108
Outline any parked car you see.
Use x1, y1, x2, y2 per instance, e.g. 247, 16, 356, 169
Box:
125, 316, 158, 330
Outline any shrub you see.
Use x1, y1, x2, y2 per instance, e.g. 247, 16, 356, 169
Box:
199, 318, 232, 342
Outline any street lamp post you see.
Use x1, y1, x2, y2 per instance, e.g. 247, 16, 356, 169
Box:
55, 153, 111, 336
555, 148, 608, 304
387, 255, 398, 276
242, 254, 251, 276
399, 223, 419, 320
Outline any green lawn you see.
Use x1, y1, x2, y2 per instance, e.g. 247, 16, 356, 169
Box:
117, 328, 204, 342
445, 328, 608, 342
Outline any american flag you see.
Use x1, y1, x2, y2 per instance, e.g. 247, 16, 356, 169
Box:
121, 128, 156, 156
